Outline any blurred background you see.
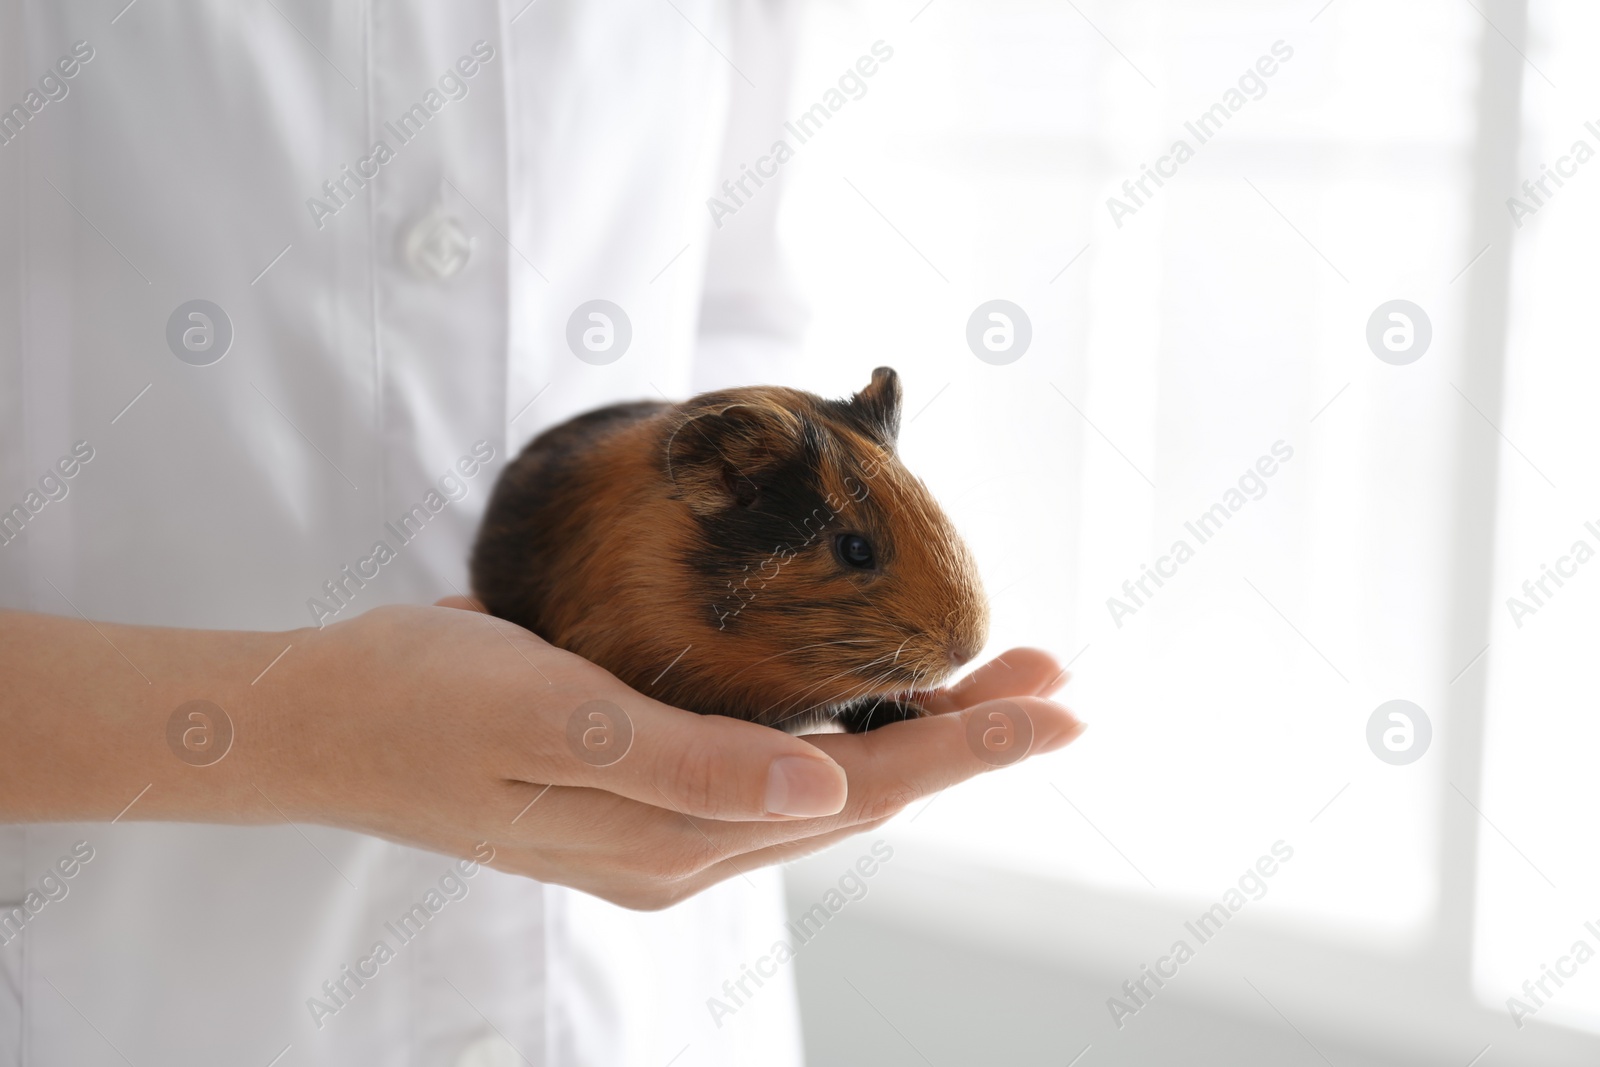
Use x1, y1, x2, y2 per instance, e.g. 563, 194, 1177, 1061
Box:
767, 0, 1600, 1063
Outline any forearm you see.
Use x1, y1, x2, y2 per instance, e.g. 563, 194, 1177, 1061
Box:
0, 610, 304, 823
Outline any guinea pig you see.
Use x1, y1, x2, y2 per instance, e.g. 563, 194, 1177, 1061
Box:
469, 366, 989, 733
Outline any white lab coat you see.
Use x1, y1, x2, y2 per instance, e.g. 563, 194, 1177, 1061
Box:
0, 1, 807, 1063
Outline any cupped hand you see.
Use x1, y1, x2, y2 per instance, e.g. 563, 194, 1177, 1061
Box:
255, 599, 1082, 910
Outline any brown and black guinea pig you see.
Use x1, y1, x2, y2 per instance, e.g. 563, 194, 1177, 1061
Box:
469, 367, 989, 733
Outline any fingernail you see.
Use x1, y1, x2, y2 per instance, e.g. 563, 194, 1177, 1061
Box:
765, 756, 848, 817
1037, 715, 1087, 754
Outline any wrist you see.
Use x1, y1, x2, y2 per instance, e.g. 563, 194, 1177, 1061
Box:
124, 623, 314, 825
0, 611, 328, 826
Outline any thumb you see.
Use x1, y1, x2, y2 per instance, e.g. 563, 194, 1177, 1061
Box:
545, 690, 850, 822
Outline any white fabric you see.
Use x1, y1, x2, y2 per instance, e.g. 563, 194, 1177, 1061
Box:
0, 1, 806, 1063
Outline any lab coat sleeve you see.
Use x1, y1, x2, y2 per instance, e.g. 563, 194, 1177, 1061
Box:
691, 0, 809, 393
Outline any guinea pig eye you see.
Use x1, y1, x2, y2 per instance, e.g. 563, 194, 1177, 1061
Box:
834, 533, 876, 571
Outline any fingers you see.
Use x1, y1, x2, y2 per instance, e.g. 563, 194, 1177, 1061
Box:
923, 647, 1070, 714
590, 695, 1082, 856
678, 697, 1083, 897
696, 816, 897, 887
808, 694, 1082, 814
480, 695, 1085, 907
472, 780, 854, 908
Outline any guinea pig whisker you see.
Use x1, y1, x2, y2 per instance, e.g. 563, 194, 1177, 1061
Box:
764, 653, 897, 718
768, 673, 884, 728
721, 638, 874, 684
772, 654, 915, 726
900, 660, 941, 689
763, 650, 906, 724
812, 671, 915, 729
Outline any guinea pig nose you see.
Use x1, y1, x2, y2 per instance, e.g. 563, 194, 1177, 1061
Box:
946, 642, 977, 669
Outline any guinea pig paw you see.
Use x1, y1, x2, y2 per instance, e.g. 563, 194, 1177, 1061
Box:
833, 696, 929, 734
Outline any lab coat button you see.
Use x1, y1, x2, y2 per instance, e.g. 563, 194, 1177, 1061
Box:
452, 1033, 522, 1067
402, 206, 474, 280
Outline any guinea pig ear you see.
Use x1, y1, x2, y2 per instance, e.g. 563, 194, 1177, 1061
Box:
847, 366, 902, 445
665, 401, 808, 514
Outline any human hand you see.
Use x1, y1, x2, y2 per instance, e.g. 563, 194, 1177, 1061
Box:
250, 600, 1081, 909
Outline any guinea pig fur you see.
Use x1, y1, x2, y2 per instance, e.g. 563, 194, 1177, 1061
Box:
469, 366, 989, 733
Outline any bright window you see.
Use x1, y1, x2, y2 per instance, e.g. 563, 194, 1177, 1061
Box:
779, 0, 1597, 1049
